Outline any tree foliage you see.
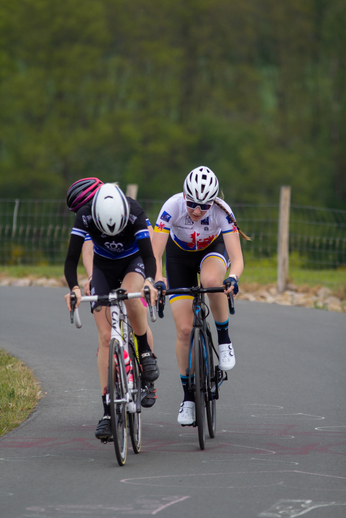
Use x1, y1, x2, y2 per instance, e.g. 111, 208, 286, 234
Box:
0, 0, 345, 208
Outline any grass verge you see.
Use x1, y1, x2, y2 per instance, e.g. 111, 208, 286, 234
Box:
0, 264, 85, 280
0, 349, 42, 437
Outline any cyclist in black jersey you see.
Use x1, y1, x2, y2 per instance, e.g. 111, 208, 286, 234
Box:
81, 226, 157, 408
64, 183, 159, 440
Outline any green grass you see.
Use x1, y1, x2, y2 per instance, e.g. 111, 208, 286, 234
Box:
0, 264, 86, 279
241, 267, 346, 290
240, 257, 346, 291
0, 349, 42, 437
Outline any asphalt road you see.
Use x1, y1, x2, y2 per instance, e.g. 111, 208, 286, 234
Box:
0, 286, 345, 518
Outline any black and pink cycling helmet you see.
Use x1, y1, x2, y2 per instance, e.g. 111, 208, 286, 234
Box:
66, 177, 103, 212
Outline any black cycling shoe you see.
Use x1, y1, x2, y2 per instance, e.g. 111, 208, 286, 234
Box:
141, 382, 157, 408
140, 351, 159, 382
95, 416, 112, 440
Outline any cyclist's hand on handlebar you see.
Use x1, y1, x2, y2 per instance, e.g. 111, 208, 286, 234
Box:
64, 286, 82, 311
154, 280, 166, 293
154, 280, 166, 318
142, 279, 158, 308
223, 276, 239, 296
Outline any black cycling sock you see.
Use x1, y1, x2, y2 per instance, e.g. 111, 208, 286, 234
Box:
136, 332, 151, 355
215, 319, 230, 345
181, 375, 195, 402
102, 394, 111, 416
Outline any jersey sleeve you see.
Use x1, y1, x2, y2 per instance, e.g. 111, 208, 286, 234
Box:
129, 199, 156, 278
128, 198, 151, 241
154, 196, 178, 235
70, 205, 92, 240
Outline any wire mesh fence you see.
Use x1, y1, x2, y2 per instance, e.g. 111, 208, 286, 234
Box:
0, 198, 345, 286
0, 199, 75, 266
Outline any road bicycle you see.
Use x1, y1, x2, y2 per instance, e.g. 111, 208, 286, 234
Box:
156, 284, 234, 450
70, 287, 156, 466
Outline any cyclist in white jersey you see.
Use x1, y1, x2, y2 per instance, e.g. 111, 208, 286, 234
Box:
152, 166, 249, 426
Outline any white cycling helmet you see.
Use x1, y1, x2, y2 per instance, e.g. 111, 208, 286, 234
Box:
183, 166, 219, 204
91, 183, 129, 236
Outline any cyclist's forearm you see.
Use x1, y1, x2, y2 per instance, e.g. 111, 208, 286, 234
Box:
82, 240, 94, 279
137, 237, 156, 279
151, 232, 168, 281
224, 233, 244, 279
64, 259, 79, 290
64, 234, 84, 290
229, 259, 244, 280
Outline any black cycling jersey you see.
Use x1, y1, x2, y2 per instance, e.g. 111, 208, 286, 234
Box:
64, 197, 156, 290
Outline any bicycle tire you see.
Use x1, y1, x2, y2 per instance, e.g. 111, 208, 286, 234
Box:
205, 324, 216, 438
128, 334, 142, 454
194, 328, 206, 450
108, 338, 128, 466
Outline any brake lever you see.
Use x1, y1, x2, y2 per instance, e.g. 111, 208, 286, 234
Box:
144, 286, 156, 322
70, 292, 77, 323
155, 284, 166, 319
225, 281, 235, 315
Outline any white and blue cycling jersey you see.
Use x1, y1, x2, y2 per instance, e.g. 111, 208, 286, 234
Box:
154, 193, 238, 251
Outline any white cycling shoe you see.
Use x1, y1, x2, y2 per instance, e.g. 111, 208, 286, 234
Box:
177, 401, 195, 426
219, 342, 236, 371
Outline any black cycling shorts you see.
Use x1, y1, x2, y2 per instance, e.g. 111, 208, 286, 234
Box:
90, 254, 145, 312
165, 234, 229, 302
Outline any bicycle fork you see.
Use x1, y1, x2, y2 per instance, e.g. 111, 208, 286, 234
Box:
106, 303, 136, 413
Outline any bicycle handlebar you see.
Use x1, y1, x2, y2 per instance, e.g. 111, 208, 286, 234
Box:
69, 289, 156, 328
156, 285, 235, 318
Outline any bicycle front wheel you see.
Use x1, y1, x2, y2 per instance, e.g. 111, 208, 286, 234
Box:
206, 324, 216, 438
194, 329, 206, 450
108, 338, 128, 466
128, 334, 142, 454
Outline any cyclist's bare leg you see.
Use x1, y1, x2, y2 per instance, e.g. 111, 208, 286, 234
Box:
93, 307, 112, 392
200, 256, 228, 323
121, 272, 148, 337
200, 256, 235, 370
122, 271, 159, 383
170, 299, 194, 376
141, 296, 154, 351
171, 298, 196, 424
146, 321, 154, 350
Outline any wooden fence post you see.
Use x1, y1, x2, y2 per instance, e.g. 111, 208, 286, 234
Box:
277, 186, 291, 293
126, 184, 138, 200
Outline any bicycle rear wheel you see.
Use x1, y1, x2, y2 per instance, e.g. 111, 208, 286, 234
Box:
128, 334, 142, 454
108, 338, 128, 466
194, 329, 206, 450
205, 325, 216, 438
